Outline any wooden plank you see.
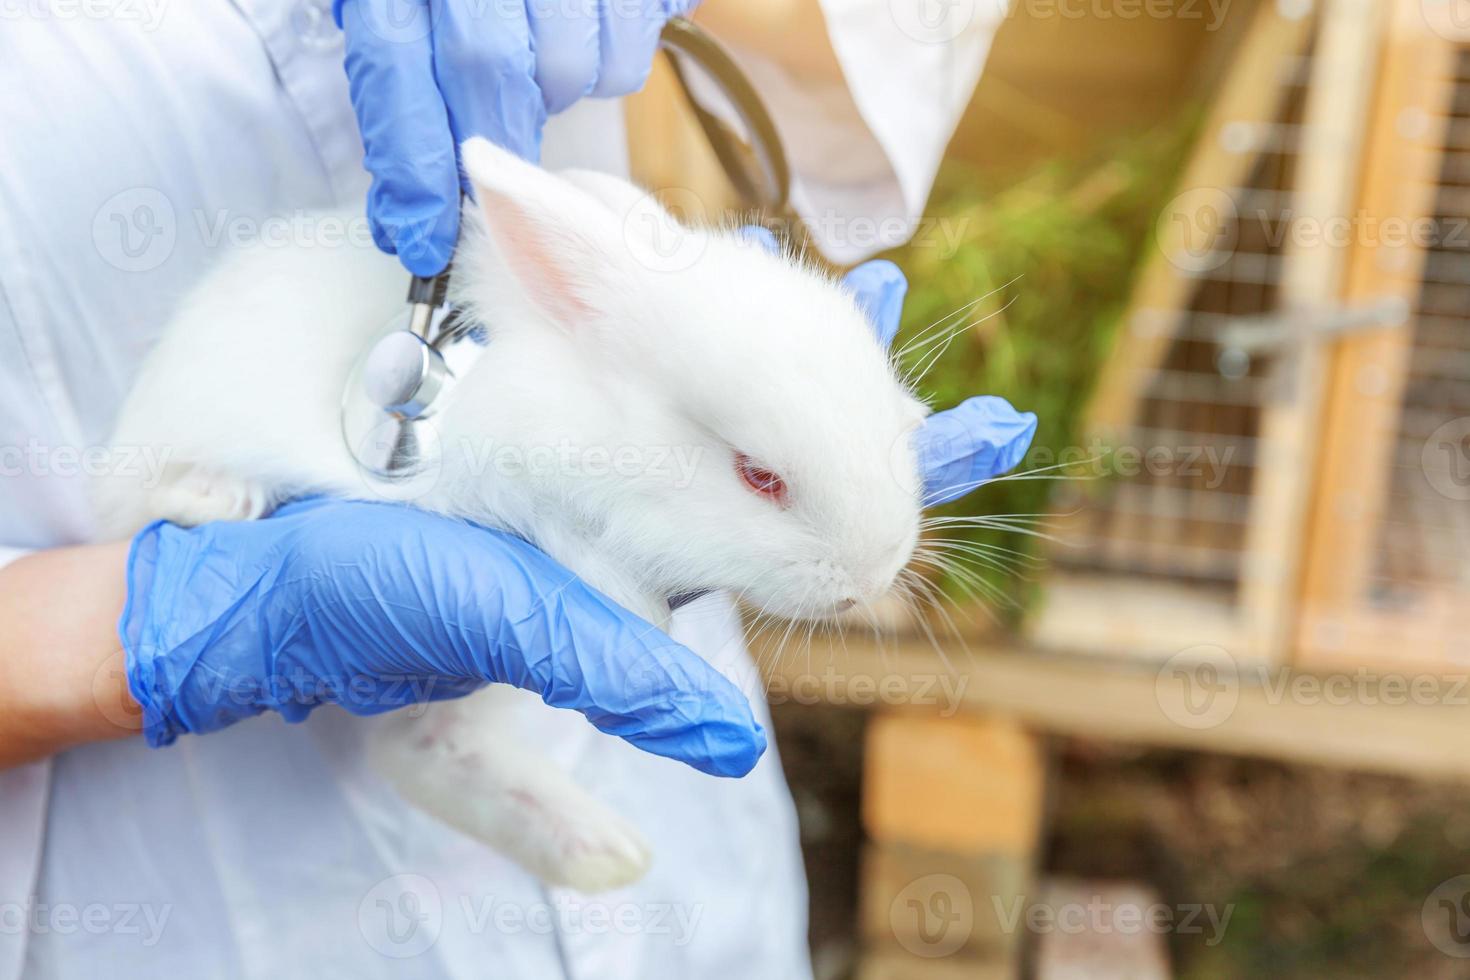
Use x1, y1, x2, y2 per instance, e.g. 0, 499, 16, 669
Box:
950, 0, 1258, 169
860, 843, 1029, 963
751, 629, 1470, 783
1084, 0, 1317, 438
1027, 571, 1244, 663
864, 713, 1044, 856
1032, 879, 1172, 980
858, 948, 1012, 980
1294, 0, 1461, 667
1298, 594, 1469, 670
1238, 0, 1389, 662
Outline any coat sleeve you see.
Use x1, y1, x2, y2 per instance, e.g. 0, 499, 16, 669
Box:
0, 764, 49, 980
693, 0, 1007, 263
0, 537, 48, 980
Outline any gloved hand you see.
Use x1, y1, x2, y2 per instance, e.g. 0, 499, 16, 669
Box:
121, 497, 762, 777
335, 0, 694, 276
842, 258, 1037, 505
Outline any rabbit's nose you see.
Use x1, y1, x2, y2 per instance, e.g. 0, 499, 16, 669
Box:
834, 598, 857, 613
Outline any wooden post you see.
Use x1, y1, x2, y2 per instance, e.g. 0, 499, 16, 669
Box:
1238, 0, 1388, 661
859, 712, 1046, 976
1294, 0, 1461, 667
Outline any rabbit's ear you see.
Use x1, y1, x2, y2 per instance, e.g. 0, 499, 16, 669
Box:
558, 168, 663, 223
460, 137, 644, 331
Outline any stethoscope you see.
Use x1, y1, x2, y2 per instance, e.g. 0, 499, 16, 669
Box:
341, 18, 792, 489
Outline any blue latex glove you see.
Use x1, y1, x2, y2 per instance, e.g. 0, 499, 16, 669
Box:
336, 0, 694, 275
841, 259, 1038, 505
120, 497, 763, 777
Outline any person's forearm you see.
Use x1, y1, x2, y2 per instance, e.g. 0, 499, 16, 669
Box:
0, 541, 139, 768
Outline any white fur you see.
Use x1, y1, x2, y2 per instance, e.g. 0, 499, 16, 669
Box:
100, 138, 926, 890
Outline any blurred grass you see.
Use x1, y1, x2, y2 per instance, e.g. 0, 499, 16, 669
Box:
885, 115, 1199, 619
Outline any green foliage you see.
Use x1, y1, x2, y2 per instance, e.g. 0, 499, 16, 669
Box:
886, 119, 1198, 619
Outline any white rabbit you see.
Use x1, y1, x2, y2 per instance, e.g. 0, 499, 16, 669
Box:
99, 137, 927, 891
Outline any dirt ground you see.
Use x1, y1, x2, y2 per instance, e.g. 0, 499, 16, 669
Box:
771, 702, 868, 980
773, 703, 1470, 979
1047, 742, 1470, 978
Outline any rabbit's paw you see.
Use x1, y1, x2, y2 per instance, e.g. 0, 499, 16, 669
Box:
519, 791, 652, 892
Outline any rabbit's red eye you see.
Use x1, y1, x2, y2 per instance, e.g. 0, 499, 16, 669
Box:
736, 453, 788, 504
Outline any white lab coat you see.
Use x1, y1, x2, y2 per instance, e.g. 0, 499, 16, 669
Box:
0, 2, 998, 977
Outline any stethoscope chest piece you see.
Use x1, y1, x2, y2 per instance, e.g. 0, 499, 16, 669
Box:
341, 293, 486, 494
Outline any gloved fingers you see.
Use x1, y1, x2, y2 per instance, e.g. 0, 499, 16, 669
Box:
737, 224, 780, 253
590, 0, 665, 97
122, 497, 767, 778
430, 0, 545, 161
527, 0, 603, 113
843, 259, 908, 350
915, 396, 1038, 507
298, 508, 767, 775
537, 586, 767, 777
837, 262, 1035, 504
459, 533, 766, 777
340, 0, 461, 275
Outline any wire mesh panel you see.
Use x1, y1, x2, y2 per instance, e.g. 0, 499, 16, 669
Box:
1031, 0, 1389, 663
1023, 0, 1411, 667
1296, 12, 1470, 669
1375, 61, 1470, 605
1058, 71, 1312, 589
